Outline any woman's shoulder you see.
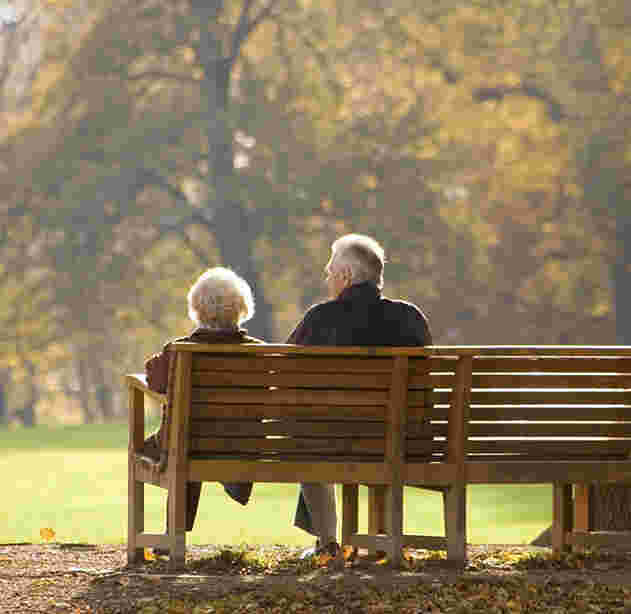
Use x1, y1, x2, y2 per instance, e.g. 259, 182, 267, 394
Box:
242, 334, 265, 344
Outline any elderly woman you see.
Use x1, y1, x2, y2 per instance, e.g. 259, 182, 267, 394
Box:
143, 267, 263, 544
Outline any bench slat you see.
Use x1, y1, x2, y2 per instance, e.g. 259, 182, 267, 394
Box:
467, 390, 631, 405
464, 406, 631, 421
191, 388, 390, 405
191, 371, 393, 389
191, 418, 431, 438
463, 422, 631, 438
469, 374, 631, 388
470, 358, 631, 373
191, 436, 432, 456
464, 439, 631, 456
192, 355, 396, 373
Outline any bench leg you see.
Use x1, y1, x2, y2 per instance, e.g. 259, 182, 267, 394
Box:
384, 483, 403, 567
167, 478, 187, 571
341, 484, 358, 548
127, 459, 145, 565
572, 483, 589, 553
445, 484, 466, 566
367, 485, 387, 552
552, 483, 572, 554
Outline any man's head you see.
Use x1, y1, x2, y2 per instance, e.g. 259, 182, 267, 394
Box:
325, 234, 385, 298
187, 267, 255, 329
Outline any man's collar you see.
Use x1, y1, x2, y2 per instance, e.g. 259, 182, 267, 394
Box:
337, 281, 381, 303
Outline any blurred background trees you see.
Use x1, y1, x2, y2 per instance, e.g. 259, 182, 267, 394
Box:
1, 0, 629, 426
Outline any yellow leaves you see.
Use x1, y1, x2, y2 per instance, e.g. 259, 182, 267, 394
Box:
39, 527, 56, 542
31, 62, 66, 108
357, 174, 378, 190
44, 0, 75, 7
176, 47, 197, 65
144, 548, 156, 561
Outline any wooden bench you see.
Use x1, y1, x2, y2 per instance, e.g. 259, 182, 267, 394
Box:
127, 344, 631, 570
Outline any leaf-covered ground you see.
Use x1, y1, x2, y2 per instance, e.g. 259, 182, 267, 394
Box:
3, 543, 631, 613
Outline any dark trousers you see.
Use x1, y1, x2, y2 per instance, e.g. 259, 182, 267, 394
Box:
143, 433, 252, 532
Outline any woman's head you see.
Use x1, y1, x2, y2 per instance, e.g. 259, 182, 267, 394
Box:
187, 267, 255, 329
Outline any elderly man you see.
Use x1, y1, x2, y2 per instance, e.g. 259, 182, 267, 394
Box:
287, 233, 432, 557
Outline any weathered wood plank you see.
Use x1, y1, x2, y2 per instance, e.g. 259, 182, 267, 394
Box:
410, 358, 458, 374
385, 356, 408, 566
552, 483, 572, 552
471, 358, 631, 374
167, 351, 193, 570
193, 355, 395, 373
135, 533, 171, 549
174, 343, 631, 357
445, 356, 472, 565
342, 485, 359, 547
191, 388, 389, 405
127, 384, 145, 564
408, 374, 452, 388
465, 440, 631, 456
126, 373, 167, 404
189, 459, 391, 483
574, 484, 590, 533
192, 371, 393, 389
191, 403, 389, 421
464, 461, 631, 484
191, 436, 390, 455
468, 390, 631, 405
464, 423, 631, 438
467, 406, 631, 421
191, 419, 387, 438
469, 374, 631, 389
191, 437, 432, 456
566, 531, 631, 547
191, 418, 432, 439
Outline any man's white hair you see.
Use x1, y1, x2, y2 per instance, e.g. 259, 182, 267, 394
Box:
329, 233, 385, 289
187, 267, 255, 329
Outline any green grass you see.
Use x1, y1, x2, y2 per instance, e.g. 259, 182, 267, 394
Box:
0, 423, 551, 546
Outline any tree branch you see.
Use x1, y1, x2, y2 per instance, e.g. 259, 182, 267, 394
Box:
231, 0, 255, 59
230, 0, 282, 63
126, 71, 200, 84
473, 83, 564, 122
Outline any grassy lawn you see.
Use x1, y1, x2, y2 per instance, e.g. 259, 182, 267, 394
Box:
0, 423, 551, 546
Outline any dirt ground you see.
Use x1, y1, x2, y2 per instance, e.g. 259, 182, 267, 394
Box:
3, 542, 631, 614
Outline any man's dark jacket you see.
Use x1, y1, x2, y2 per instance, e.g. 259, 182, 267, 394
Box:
287, 281, 432, 535
287, 281, 432, 347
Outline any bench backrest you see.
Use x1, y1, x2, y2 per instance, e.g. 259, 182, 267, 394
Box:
171, 344, 434, 463
168, 344, 631, 466
424, 348, 631, 462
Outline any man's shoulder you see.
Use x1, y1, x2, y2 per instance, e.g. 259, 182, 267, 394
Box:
381, 296, 427, 318
302, 298, 344, 319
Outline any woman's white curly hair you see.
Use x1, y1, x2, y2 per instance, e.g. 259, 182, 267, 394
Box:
187, 267, 255, 329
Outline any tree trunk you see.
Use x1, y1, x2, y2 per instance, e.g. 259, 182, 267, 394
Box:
16, 360, 37, 428
192, 4, 275, 341
0, 368, 9, 426
614, 214, 631, 344
77, 358, 97, 424
92, 363, 114, 421
589, 484, 631, 530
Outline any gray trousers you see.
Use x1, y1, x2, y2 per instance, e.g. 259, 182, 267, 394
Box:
294, 483, 337, 544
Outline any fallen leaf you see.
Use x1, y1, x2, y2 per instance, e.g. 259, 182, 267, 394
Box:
143, 548, 156, 561
39, 528, 55, 542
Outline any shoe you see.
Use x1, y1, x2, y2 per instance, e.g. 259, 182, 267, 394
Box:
300, 539, 340, 560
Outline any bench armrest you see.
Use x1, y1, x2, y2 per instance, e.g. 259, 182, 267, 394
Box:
126, 373, 167, 404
